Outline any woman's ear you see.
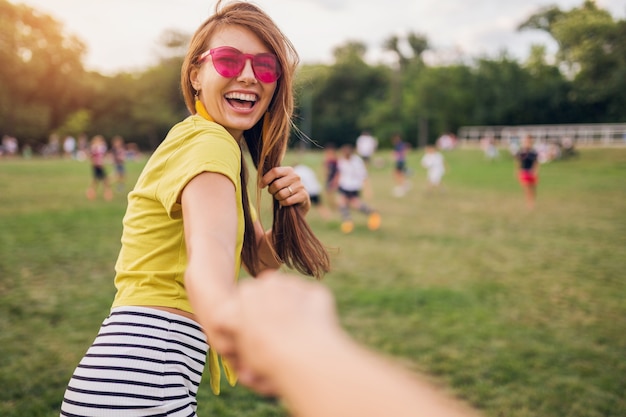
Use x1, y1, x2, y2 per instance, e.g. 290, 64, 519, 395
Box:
190, 67, 201, 91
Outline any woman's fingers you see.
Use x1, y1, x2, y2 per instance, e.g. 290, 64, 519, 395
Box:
262, 166, 310, 211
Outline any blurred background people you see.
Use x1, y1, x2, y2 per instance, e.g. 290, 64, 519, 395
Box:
111, 135, 126, 193
336, 144, 380, 233
294, 162, 332, 220
421, 145, 446, 193
356, 130, 378, 165
515, 134, 539, 209
391, 133, 410, 197
86, 135, 113, 201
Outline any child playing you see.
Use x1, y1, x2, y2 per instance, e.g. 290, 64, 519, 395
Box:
86, 135, 113, 201
420, 145, 446, 192
335, 144, 380, 233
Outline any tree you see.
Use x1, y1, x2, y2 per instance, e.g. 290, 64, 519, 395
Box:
0, 0, 87, 143
401, 65, 474, 145
375, 33, 431, 145
522, 45, 575, 123
297, 41, 389, 146
520, 0, 626, 120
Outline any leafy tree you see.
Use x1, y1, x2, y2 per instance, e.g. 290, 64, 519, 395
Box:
522, 45, 575, 123
83, 38, 187, 149
0, 0, 87, 143
372, 33, 431, 146
130, 56, 187, 149
401, 65, 474, 145
5, 0, 624, 154
56, 109, 91, 138
520, 0, 626, 120
470, 55, 534, 125
297, 41, 389, 146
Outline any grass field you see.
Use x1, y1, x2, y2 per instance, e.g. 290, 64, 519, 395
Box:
0, 147, 625, 417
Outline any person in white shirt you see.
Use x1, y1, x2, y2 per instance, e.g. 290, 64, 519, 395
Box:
356, 130, 378, 164
294, 163, 331, 219
421, 145, 446, 191
335, 144, 380, 233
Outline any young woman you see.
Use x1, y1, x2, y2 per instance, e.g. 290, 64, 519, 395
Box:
60, 2, 329, 416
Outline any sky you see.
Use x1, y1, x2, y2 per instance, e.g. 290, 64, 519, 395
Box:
14, 0, 626, 75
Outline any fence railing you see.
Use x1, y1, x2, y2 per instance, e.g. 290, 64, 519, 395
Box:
457, 123, 626, 146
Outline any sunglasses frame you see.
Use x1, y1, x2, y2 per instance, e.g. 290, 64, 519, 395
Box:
198, 46, 282, 83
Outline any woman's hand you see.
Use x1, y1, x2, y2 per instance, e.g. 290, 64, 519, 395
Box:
262, 166, 311, 215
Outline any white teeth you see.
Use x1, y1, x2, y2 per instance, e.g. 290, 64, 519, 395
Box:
225, 92, 257, 102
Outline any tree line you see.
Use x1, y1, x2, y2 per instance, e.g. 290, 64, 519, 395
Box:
1, 0, 624, 152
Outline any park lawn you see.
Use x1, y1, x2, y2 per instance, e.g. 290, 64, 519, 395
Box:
0, 147, 624, 417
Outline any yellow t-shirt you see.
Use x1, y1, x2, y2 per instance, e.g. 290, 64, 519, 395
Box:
111, 114, 243, 394
112, 114, 244, 311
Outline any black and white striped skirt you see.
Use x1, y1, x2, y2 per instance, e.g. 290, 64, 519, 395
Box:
60, 306, 208, 417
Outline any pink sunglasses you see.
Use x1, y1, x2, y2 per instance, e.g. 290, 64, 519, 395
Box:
198, 46, 281, 83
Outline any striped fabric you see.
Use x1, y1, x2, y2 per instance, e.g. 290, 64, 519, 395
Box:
60, 307, 208, 417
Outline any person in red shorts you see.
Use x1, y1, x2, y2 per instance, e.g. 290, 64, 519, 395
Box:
515, 134, 539, 209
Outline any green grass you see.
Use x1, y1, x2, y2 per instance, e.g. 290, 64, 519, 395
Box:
1, 147, 625, 417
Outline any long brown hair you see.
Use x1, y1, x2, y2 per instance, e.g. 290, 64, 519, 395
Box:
181, 1, 330, 279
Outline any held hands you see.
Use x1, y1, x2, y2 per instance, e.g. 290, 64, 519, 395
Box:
210, 271, 343, 395
262, 166, 311, 215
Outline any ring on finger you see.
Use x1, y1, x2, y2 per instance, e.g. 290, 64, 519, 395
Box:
288, 186, 294, 195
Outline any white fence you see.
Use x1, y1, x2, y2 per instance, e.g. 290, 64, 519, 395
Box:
457, 123, 626, 147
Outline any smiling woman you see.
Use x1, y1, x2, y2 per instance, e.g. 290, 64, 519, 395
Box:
59, 1, 329, 416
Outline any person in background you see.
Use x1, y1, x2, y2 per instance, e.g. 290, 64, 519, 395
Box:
215, 270, 484, 417
391, 133, 410, 197
111, 135, 126, 193
335, 143, 380, 233
63, 135, 76, 160
480, 135, 499, 161
356, 129, 378, 165
60, 2, 329, 416
294, 163, 331, 220
420, 144, 446, 193
515, 134, 539, 209
76, 133, 89, 161
85, 135, 113, 201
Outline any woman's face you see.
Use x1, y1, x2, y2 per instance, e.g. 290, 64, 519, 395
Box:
191, 25, 278, 141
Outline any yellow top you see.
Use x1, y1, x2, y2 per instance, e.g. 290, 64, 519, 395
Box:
112, 102, 243, 394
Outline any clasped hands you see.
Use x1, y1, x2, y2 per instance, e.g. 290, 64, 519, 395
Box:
208, 270, 342, 396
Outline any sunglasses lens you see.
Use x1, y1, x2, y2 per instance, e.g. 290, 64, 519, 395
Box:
212, 50, 244, 78
209, 47, 281, 83
253, 54, 280, 83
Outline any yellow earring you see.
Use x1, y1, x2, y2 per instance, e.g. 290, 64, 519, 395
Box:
195, 97, 213, 122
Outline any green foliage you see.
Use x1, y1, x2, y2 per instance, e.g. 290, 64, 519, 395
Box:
1, 1, 625, 151
519, 1, 626, 120
56, 109, 91, 138
400, 64, 475, 144
300, 57, 391, 145
0, 0, 87, 141
1, 148, 625, 417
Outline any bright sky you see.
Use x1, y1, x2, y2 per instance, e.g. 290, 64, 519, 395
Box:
14, 0, 626, 74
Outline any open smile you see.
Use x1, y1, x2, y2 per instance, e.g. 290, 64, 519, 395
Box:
225, 91, 257, 110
